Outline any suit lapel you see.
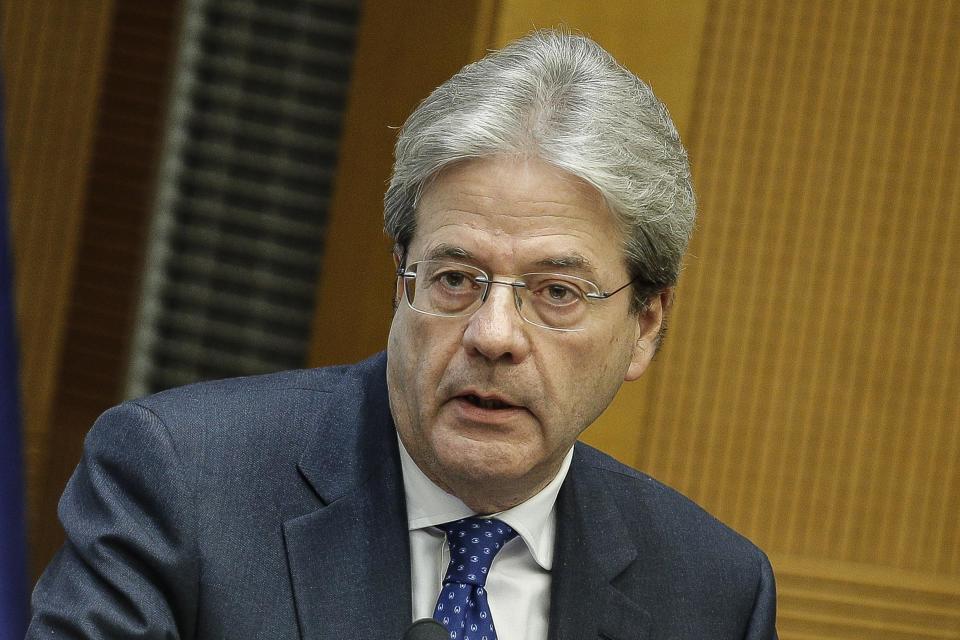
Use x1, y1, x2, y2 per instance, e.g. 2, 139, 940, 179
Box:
283, 470, 410, 639
548, 446, 651, 640
282, 355, 412, 640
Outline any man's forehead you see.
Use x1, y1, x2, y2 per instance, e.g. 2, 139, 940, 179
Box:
419, 156, 608, 210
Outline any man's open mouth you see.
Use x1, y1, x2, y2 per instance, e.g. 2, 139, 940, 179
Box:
463, 394, 515, 410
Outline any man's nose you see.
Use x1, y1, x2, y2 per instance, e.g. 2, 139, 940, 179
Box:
461, 283, 531, 363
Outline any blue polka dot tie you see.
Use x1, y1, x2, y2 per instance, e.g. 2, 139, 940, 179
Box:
432, 517, 518, 640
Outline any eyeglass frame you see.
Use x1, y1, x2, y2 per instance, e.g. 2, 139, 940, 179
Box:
395, 258, 641, 332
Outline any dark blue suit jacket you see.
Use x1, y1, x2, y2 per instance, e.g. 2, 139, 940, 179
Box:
29, 352, 777, 639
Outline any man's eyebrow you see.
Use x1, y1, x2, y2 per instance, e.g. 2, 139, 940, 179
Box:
423, 244, 474, 261
533, 254, 596, 274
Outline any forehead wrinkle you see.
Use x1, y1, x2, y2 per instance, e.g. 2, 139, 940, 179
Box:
512, 196, 597, 212
415, 217, 612, 278
422, 188, 497, 213
442, 210, 606, 237
425, 185, 597, 220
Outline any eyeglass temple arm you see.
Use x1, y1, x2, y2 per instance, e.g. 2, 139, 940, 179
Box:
585, 276, 643, 300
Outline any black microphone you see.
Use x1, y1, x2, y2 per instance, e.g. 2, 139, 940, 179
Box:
402, 618, 448, 640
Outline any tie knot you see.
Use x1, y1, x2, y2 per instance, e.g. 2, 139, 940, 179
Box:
439, 518, 517, 587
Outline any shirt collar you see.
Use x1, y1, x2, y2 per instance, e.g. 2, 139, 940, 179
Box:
397, 434, 573, 570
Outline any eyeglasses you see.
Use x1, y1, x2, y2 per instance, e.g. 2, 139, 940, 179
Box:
396, 260, 637, 332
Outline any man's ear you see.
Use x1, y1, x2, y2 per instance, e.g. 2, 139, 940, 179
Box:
624, 288, 672, 381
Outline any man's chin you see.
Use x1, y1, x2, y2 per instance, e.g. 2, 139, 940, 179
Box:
433, 430, 527, 472
429, 438, 549, 508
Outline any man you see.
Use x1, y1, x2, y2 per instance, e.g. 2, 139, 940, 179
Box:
29, 31, 777, 639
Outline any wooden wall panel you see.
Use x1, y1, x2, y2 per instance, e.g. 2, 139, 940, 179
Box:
4, 1, 182, 578
32, 1, 183, 578
0, 0, 116, 573
643, 0, 960, 577
774, 556, 960, 639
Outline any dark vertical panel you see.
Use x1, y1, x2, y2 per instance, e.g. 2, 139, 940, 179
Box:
127, 0, 361, 396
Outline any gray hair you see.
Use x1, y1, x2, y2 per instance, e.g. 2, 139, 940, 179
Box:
384, 29, 696, 313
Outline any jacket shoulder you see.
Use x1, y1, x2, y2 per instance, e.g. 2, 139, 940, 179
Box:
573, 442, 767, 567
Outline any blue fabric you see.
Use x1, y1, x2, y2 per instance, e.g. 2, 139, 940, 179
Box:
434, 518, 517, 640
0, 80, 29, 640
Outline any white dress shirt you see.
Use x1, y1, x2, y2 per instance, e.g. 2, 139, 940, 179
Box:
397, 436, 574, 640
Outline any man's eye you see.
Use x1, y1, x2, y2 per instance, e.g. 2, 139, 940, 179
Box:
547, 284, 573, 300
535, 281, 582, 305
437, 271, 469, 288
